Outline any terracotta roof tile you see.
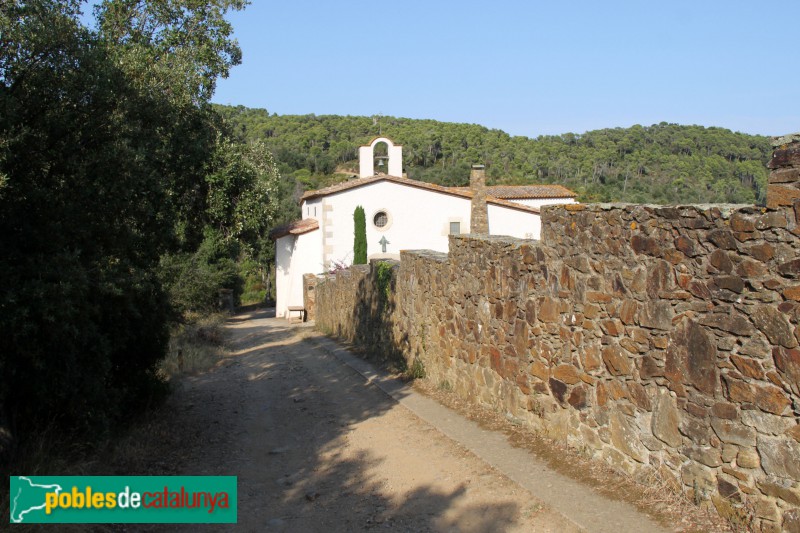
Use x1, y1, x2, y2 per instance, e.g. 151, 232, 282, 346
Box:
451, 184, 577, 199
300, 174, 549, 214
269, 218, 319, 240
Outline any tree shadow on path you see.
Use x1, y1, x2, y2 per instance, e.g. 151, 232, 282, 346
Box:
90, 308, 529, 532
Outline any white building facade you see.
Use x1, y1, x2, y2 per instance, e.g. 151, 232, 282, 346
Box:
272, 138, 577, 318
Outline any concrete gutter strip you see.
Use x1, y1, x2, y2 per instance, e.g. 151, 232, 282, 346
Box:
312, 336, 672, 533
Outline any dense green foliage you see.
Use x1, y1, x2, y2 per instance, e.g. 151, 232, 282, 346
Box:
353, 206, 367, 265
0, 0, 274, 455
161, 138, 280, 314
215, 105, 771, 206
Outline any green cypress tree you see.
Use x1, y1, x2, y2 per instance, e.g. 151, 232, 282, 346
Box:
353, 205, 367, 264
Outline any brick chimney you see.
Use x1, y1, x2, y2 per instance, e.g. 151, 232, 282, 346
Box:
767, 133, 800, 210
470, 164, 489, 234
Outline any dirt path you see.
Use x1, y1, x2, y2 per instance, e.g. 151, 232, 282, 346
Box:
138, 308, 576, 531
122, 308, 699, 532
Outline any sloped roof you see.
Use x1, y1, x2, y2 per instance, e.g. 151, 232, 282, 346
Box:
451, 184, 577, 199
300, 174, 545, 214
269, 218, 319, 240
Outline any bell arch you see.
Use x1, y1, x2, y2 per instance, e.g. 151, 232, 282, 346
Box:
358, 137, 403, 178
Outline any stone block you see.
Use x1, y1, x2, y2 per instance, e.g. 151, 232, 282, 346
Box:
712, 418, 757, 447
665, 319, 718, 395
778, 258, 800, 278
639, 301, 673, 330
640, 355, 664, 378
769, 167, 800, 184
601, 318, 625, 336
528, 360, 549, 381
747, 242, 775, 262
786, 425, 800, 443
741, 409, 796, 435
567, 385, 588, 409
755, 211, 788, 230
631, 235, 661, 255
724, 376, 755, 404
699, 312, 755, 336
607, 380, 628, 401
710, 249, 734, 273
580, 345, 602, 372
717, 476, 741, 501
767, 184, 800, 208
552, 364, 581, 385
721, 444, 739, 463
739, 338, 771, 358
683, 445, 722, 467
752, 304, 797, 348
602, 345, 633, 376
525, 299, 537, 325
708, 229, 738, 250
619, 337, 640, 354
758, 436, 800, 481
585, 291, 612, 303
784, 286, 800, 301
737, 447, 760, 469
753, 384, 791, 415
646, 260, 674, 298
736, 259, 768, 278
548, 378, 567, 404
674, 235, 697, 257
756, 478, 800, 506
711, 402, 737, 420
681, 461, 716, 494
652, 389, 682, 447
784, 509, 800, 533
730, 213, 756, 232
773, 346, 800, 391
681, 416, 712, 445
714, 275, 745, 293
730, 354, 764, 379
609, 411, 648, 463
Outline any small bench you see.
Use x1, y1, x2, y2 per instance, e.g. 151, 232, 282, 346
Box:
287, 306, 306, 324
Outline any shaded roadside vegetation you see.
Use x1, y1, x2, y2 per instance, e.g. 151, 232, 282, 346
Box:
215, 105, 772, 208
0, 0, 277, 475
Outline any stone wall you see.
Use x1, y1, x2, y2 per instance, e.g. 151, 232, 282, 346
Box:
315, 142, 800, 531
767, 133, 800, 210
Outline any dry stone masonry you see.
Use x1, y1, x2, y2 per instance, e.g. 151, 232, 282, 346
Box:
314, 137, 800, 532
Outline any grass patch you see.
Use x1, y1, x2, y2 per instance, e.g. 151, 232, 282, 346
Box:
158, 313, 228, 380
407, 357, 426, 380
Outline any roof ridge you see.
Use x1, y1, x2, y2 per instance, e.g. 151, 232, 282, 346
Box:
300, 175, 557, 214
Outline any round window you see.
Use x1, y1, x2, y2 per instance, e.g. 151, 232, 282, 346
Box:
373, 211, 388, 228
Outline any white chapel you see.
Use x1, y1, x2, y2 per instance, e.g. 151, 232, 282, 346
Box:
271, 137, 577, 318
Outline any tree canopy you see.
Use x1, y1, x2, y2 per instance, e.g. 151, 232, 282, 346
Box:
0, 0, 266, 454
214, 105, 771, 207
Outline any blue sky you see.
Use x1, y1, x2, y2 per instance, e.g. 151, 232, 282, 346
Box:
112, 1, 800, 138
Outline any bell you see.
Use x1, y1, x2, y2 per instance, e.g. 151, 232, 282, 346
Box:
377, 158, 385, 167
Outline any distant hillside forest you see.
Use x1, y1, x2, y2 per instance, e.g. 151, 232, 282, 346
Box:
214, 105, 771, 224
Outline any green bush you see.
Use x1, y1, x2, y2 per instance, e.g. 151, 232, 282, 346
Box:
159, 231, 242, 315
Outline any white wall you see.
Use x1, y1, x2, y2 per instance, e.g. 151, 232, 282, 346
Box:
322, 181, 473, 266
275, 235, 294, 318
275, 229, 323, 318
488, 204, 542, 240
279, 180, 564, 315
302, 198, 322, 220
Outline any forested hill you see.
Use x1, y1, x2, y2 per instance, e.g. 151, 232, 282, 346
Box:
214, 104, 771, 210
